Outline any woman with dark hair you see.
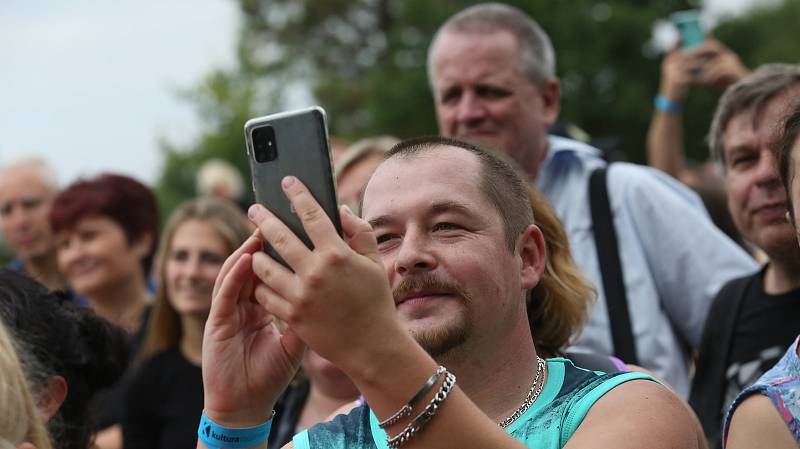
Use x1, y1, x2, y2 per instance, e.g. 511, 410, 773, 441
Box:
0, 269, 129, 449
49, 173, 159, 449
50, 173, 158, 334
122, 197, 252, 449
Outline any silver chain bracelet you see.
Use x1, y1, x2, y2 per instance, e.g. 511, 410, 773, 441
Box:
386, 371, 456, 448
378, 366, 447, 429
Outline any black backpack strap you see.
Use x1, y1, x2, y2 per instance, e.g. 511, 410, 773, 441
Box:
589, 166, 638, 365
689, 274, 755, 448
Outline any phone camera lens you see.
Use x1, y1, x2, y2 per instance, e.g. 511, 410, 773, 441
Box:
252, 126, 278, 163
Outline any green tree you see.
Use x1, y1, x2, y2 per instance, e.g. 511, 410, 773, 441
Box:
156, 70, 258, 216
681, 0, 800, 163
156, 0, 800, 213
234, 0, 694, 154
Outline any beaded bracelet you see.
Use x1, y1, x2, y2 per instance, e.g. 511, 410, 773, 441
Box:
387, 371, 457, 448
379, 366, 447, 429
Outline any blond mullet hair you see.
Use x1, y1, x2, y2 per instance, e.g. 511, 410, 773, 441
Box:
527, 187, 594, 357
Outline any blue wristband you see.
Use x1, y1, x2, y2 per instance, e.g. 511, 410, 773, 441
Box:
198, 411, 273, 449
654, 95, 682, 114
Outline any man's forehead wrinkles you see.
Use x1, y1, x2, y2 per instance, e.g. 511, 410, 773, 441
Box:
362, 148, 480, 216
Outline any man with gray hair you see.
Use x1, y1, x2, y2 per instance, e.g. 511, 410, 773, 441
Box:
0, 158, 67, 292
427, 3, 758, 395
690, 64, 800, 449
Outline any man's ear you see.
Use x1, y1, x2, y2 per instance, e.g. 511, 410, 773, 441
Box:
38, 375, 67, 422
517, 224, 546, 290
540, 79, 561, 127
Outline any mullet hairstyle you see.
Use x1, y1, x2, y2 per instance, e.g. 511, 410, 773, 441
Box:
382, 136, 533, 251
709, 64, 800, 168
138, 197, 253, 362
376, 136, 592, 355
776, 103, 800, 217
427, 2, 556, 89
525, 186, 594, 357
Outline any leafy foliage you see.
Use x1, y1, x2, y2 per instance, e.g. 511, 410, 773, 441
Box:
156, 70, 258, 215
155, 0, 800, 215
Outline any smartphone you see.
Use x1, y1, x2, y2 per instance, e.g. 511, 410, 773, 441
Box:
244, 106, 342, 268
670, 10, 704, 50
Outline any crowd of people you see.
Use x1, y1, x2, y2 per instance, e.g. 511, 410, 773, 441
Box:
0, 3, 798, 449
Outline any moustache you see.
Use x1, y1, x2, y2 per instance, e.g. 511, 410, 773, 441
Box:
392, 273, 469, 304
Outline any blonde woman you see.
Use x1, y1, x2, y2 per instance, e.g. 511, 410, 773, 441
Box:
123, 197, 252, 449
0, 317, 52, 449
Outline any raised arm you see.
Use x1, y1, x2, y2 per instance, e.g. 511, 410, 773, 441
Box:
647, 45, 695, 181
647, 39, 749, 183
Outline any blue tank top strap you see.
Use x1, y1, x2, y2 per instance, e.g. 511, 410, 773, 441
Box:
560, 370, 655, 444
292, 429, 310, 449
298, 358, 658, 449
507, 358, 656, 447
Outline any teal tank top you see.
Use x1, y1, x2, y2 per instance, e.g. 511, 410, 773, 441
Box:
293, 358, 655, 449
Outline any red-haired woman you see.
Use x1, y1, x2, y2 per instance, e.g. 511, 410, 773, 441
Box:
50, 173, 159, 449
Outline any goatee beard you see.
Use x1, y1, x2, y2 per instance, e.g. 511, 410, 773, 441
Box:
393, 273, 473, 358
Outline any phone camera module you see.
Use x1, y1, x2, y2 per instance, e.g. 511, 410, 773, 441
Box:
252, 126, 278, 163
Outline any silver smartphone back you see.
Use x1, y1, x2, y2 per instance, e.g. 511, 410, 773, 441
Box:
244, 106, 341, 265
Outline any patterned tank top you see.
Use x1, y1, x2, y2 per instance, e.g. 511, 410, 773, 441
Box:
723, 337, 800, 447
293, 358, 654, 449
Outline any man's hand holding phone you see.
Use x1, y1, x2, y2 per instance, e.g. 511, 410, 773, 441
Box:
248, 175, 406, 375
659, 38, 749, 104
201, 232, 306, 430
689, 38, 750, 88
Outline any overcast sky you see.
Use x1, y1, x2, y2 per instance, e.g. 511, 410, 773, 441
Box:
0, 0, 239, 187
0, 0, 766, 188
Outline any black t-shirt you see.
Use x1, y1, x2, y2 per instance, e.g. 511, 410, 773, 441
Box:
269, 379, 311, 448
122, 347, 203, 449
690, 266, 800, 449
91, 306, 151, 430
722, 269, 800, 413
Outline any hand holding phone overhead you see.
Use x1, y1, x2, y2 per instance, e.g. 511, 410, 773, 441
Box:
670, 9, 704, 50
244, 106, 342, 267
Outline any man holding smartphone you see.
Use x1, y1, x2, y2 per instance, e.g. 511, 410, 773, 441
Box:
196, 136, 705, 449
426, 3, 757, 396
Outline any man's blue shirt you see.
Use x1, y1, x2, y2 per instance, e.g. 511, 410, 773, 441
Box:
536, 136, 758, 396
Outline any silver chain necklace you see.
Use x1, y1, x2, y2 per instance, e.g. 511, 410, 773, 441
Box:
498, 356, 547, 428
